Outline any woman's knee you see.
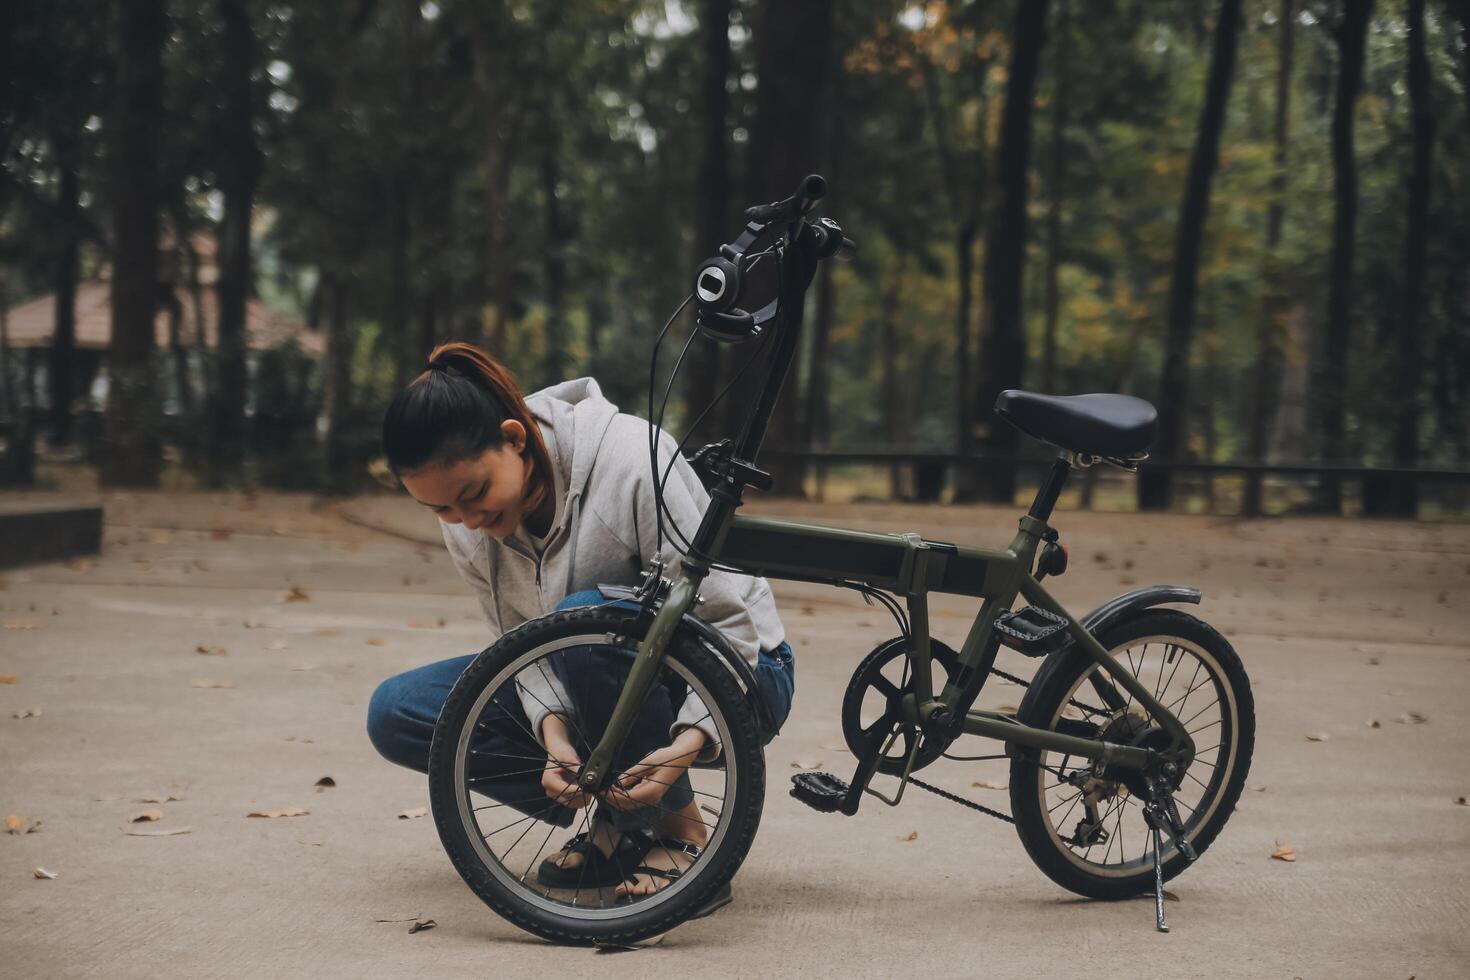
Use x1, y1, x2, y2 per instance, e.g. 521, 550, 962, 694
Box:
366, 674, 423, 770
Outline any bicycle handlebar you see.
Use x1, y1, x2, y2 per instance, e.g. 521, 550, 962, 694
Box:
694, 174, 849, 342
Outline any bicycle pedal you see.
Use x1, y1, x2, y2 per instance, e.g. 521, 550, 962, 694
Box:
790, 771, 851, 813
994, 606, 1070, 657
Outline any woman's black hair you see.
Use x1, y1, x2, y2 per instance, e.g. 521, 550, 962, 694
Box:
381, 342, 554, 516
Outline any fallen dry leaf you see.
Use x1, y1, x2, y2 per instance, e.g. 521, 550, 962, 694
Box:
365, 637, 385, 647
33, 867, 58, 880
282, 587, 311, 603
1271, 840, 1296, 862
195, 643, 227, 656
971, 780, 1008, 791
407, 618, 447, 630
1396, 712, 1428, 725
137, 793, 184, 804
12, 707, 42, 719
408, 919, 436, 934
1129, 888, 1180, 903
1305, 733, 1330, 742
190, 678, 234, 689
130, 810, 163, 823
5, 814, 28, 834
903, 831, 919, 842
313, 627, 340, 636
789, 760, 823, 770
0, 674, 20, 684
127, 825, 193, 837
594, 933, 667, 953
398, 807, 428, 820
248, 807, 309, 819
4, 620, 44, 630
1366, 719, 1381, 729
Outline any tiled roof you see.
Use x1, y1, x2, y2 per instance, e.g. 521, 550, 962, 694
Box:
3, 280, 324, 358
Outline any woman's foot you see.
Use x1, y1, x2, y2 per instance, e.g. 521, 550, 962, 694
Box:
613, 837, 701, 898
613, 797, 709, 898
543, 819, 620, 873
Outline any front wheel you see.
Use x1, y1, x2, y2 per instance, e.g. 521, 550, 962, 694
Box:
428, 606, 765, 945
1008, 609, 1254, 900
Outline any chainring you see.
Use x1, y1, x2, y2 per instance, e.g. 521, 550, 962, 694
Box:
841, 636, 961, 776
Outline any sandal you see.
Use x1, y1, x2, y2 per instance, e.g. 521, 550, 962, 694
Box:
537, 825, 651, 889
615, 837, 733, 917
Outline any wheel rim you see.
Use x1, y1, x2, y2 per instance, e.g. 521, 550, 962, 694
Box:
450, 631, 739, 920
1033, 634, 1240, 878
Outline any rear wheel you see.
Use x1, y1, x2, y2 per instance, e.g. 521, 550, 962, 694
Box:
428, 606, 765, 945
1008, 609, 1254, 900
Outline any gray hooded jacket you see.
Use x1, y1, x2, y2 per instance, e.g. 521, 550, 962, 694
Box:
439, 377, 786, 761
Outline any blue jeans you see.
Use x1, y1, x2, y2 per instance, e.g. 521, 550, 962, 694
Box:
367, 589, 795, 834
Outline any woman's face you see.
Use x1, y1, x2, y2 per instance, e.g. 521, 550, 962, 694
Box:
399, 420, 534, 539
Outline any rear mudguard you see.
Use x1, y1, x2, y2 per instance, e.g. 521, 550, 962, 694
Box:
1026, 584, 1203, 696
595, 584, 777, 735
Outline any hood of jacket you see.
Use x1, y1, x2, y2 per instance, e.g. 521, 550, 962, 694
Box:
440, 376, 620, 629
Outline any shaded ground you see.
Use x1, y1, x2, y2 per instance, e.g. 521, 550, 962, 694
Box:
2, 489, 1468, 978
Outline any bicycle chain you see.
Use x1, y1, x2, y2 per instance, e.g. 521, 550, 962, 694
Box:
909, 774, 1015, 824
908, 664, 1103, 825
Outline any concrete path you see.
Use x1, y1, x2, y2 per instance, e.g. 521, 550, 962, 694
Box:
1, 490, 1467, 978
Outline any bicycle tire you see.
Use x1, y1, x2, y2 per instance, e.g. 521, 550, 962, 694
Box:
428, 606, 765, 945
1008, 609, 1254, 900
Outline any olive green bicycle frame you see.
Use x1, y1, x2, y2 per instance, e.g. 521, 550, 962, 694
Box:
576, 204, 1193, 797
577, 503, 1197, 796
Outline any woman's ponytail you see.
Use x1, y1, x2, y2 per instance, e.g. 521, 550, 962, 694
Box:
382, 342, 555, 518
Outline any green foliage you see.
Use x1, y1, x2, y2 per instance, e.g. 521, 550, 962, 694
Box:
3, 0, 1468, 495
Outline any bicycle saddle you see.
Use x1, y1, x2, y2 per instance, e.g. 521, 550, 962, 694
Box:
994, 390, 1158, 460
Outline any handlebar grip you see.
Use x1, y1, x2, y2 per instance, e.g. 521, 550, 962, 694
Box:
792, 174, 827, 216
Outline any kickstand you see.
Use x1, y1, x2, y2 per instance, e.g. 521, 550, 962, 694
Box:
1149, 823, 1168, 933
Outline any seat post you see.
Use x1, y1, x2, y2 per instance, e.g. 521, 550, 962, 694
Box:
1028, 456, 1072, 523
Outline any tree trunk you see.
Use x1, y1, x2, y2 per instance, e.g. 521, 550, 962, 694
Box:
918, 57, 986, 498
1138, 0, 1242, 511
1386, 0, 1433, 516
49, 159, 80, 446
321, 275, 352, 494
1040, 0, 1071, 396
212, 0, 259, 483
881, 251, 908, 499
746, 0, 834, 498
540, 114, 567, 385
101, 0, 164, 488
804, 36, 844, 462
1316, 0, 1374, 514
684, 0, 732, 444
1243, 0, 1296, 518
974, 0, 1050, 504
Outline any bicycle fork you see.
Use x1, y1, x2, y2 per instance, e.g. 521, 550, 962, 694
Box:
577, 562, 704, 795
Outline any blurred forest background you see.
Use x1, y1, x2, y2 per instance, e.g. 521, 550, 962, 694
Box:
2, 0, 1468, 518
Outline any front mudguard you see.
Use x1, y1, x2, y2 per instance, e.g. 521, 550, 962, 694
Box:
594, 584, 777, 735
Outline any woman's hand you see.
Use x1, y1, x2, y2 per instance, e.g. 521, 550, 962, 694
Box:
540, 715, 590, 810
598, 727, 707, 811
